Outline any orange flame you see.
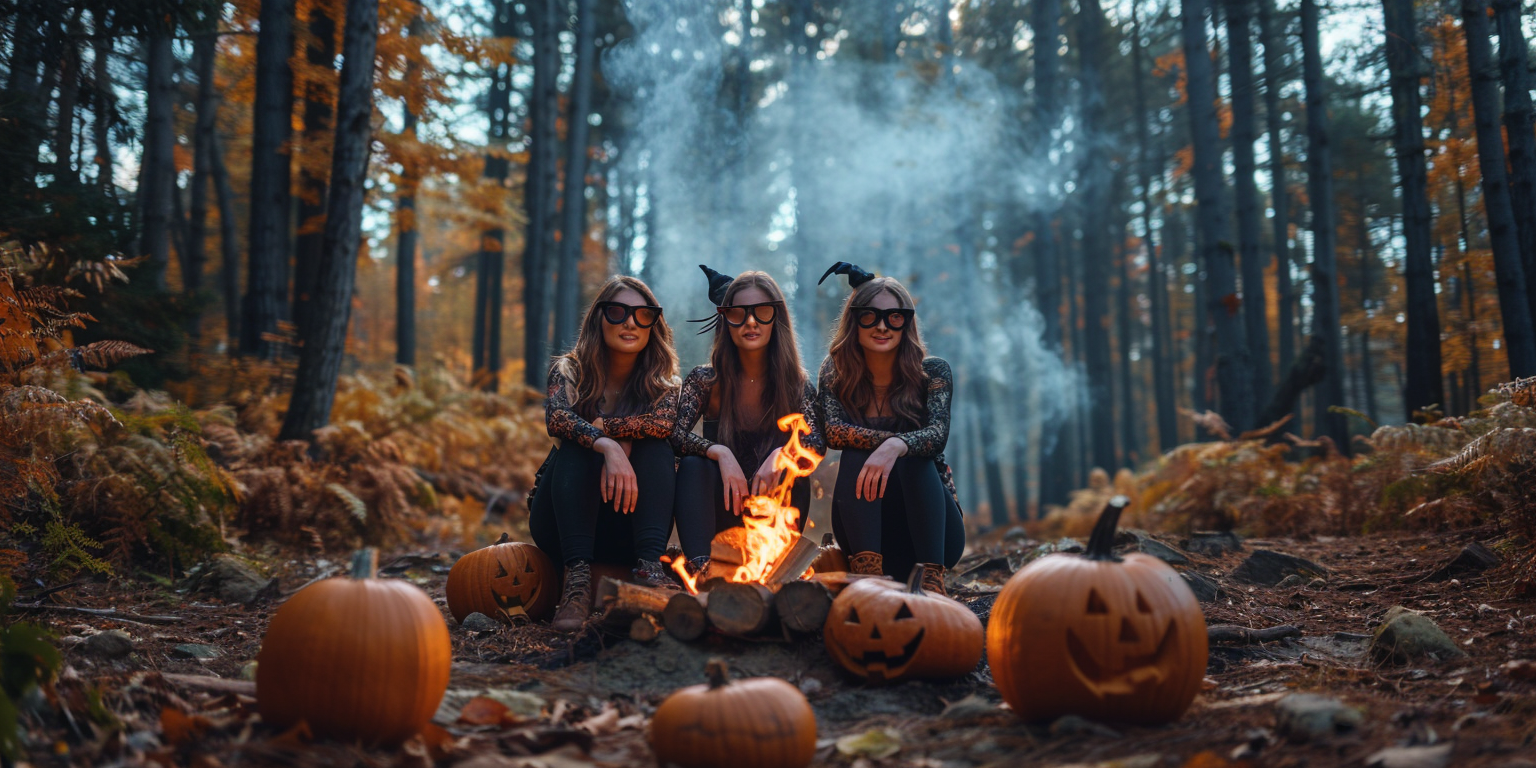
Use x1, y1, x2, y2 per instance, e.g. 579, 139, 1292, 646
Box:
665, 555, 700, 595
729, 413, 822, 584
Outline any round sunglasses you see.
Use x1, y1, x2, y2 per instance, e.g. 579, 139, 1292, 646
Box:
716, 301, 783, 327
852, 306, 914, 330
596, 301, 663, 328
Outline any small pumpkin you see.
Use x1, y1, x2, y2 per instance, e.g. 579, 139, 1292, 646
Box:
987, 497, 1207, 725
824, 564, 983, 682
257, 548, 451, 745
649, 659, 817, 768
445, 533, 558, 623
810, 532, 848, 573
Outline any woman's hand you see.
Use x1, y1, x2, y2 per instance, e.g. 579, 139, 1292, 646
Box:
752, 448, 785, 496
596, 437, 638, 513
856, 437, 909, 501
708, 444, 750, 515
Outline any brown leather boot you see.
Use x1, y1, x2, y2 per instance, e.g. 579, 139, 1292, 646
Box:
634, 559, 682, 591
551, 560, 593, 632
919, 562, 948, 597
849, 551, 883, 576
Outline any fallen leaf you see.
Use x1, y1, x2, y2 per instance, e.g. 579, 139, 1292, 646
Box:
615, 713, 647, 730
1502, 659, 1536, 680
835, 728, 901, 759
1182, 751, 1234, 768
576, 705, 620, 736
160, 706, 212, 746
417, 722, 466, 761
459, 696, 511, 726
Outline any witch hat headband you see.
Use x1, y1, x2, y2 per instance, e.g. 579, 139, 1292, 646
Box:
689, 264, 737, 334
818, 261, 876, 289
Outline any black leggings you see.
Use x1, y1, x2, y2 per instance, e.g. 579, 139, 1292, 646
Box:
674, 455, 810, 559
529, 439, 676, 566
831, 451, 964, 579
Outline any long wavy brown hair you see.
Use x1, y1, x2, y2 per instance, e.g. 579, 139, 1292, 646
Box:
828, 277, 929, 429
710, 271, 808, 451
555, 276, 679, 420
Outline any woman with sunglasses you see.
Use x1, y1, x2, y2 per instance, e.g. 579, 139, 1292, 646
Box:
817, 262, 962, 595
669, 267, 823, 575
528, 276, 682, 631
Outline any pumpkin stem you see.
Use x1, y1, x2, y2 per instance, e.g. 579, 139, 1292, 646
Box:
496, 532, 511, 545
705, 658, 730, 689
1085, 496, 1131, 561
350, 548, 378, 579
905, 564, 926, 594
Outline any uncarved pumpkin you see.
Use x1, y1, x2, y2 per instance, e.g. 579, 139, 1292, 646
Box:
649, 659, 817, 768
445, 533, 558, 623
824, 564, 983, 682
257, 549, 451, 745
987, 497, 1207, 725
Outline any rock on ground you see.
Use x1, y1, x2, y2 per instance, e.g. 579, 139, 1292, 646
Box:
1274, 692, 1363, 743
1370, 606, 1468, 665
1230, 549, 1329, 587
79, 630, 134, 660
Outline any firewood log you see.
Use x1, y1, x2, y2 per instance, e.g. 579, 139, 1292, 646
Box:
775, 579, 833, 633
706, 582, 775, 635
663, 592, 709, 641
594, 577, 673, 616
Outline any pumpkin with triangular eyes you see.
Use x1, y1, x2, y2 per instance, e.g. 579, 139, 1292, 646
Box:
988, 498, 1207, 724
446, 534, 558, 623
823, 566, 984, 683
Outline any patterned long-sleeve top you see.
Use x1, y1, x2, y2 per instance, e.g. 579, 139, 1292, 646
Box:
544, 362, 680, 449
818, 356, 960, 508
818, 356, 952, 457
668, 365, 826, 459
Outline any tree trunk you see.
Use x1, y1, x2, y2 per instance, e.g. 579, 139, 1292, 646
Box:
243, 0, 296, 357
279, 0, 379, 442
1259, 0, 1293, 383
211, 131, 242, 349
139, 26, 175, 291
293, 1, 338, 341
971, 377, 1010, 527
1183, 0, 1255, 432
478, 0, 516, 385
1115, 223, 1137, 464
554, 0, 596, 355
52, 29, 81, 186
6, 1, 46, 197
1456, 175, 1482, 408
395, 15, 424, 368
1131, 0, 1177, 452
522, 0, 560, 390
1035, 0, 1068, 510
1300, 0, 1348, 446
1492, 0, 1536, 327
1225, 0, 1272, 407
1078, 0, 1116, 472
93, 12, 115, 198
1383, 0, 1444, 419
187, 23, 218, 299
1460, 0, 1536, 377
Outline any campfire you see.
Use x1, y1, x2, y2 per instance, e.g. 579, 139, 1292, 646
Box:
596, 413, 881, 641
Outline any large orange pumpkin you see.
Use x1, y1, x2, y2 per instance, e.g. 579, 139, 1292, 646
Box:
445, 533, 558, 623
824, 564, 983, 682
987, 497, 1207, 724
649, 659, 817, 768
257, 549, 451, 745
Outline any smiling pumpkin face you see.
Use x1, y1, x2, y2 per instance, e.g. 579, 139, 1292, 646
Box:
445, 535, 558, 624
824, 567, 984, 683
987, 499, 1208, 725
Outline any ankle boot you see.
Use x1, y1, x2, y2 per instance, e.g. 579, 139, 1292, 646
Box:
849, 551, 883, 576
919, 562, 948, 597
635, 559, 682, 591
551, 560, 594, 632
686, 555, 710, 578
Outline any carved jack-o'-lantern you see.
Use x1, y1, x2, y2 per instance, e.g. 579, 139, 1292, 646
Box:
823, 566, 984, 683
445, 534, 558, 623
987, 497, 1207, 725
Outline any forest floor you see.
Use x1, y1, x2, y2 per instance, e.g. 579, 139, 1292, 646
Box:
13, 522, 1536, 768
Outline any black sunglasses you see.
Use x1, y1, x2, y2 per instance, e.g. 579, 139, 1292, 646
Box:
596, 301, 663, 328
717, 301, 783, 327
852, 306, 914, 330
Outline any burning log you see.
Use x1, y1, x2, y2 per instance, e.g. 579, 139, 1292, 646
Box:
811, 572, 891, 595
594, 577, 674, 617
764, 535, 822, 589
663, 592, 710, 641
706, 582, 776, 635
710, 527, 754, 567
775, 579, 834, 633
